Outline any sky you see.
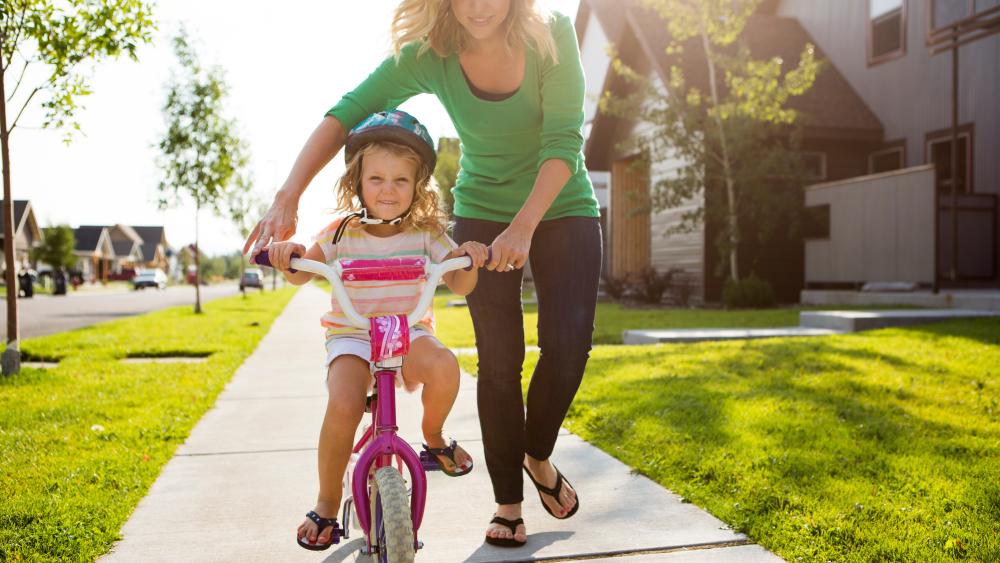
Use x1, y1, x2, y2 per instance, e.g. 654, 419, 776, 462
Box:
8, 0, 581, 255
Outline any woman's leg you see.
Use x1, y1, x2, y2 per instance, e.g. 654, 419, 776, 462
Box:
453, 217, 528, 542
525, 216, 602, 515
297, 355, 370, 546
401, 335, 472, 471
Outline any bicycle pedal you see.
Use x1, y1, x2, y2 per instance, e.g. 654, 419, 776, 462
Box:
418, 450, 442, 471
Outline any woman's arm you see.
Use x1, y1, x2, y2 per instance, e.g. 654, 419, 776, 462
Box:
244, 43, 433, 255
487, 159, 571, 270
244, 117, 347, 255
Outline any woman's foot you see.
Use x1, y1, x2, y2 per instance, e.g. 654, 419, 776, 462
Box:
424, 433, 473, 474
296, 500, 339, 547
485, 503, 527, 544
524, 455, 578, 518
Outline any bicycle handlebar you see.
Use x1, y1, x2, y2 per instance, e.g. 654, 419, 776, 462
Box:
252, 249, 475, 330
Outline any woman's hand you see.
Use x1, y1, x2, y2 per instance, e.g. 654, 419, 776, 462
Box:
266, 241, 307, 273
447, 241, 490, 269
243, 191, 301, 257
488, 222, 534, 271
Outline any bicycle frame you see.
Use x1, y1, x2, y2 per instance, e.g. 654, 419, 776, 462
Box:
253, 249, 472, 554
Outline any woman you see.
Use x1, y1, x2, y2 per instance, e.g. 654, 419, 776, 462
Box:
245, 0, 601, 547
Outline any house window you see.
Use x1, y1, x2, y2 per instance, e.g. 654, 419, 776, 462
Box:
801, 152, 827, 181
804, 205, 830, 240
868, 0, 906, 65
929, 0, 999, 34
869, 142, 906, 174
926, 126, 974, 194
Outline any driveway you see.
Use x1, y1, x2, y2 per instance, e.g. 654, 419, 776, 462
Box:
5, 283, 244, 339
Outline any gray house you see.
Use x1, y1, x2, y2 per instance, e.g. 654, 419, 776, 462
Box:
0, 200, 42, 274
576, 0, 999, 302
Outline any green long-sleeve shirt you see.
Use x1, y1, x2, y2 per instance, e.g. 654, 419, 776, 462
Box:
326, 12, 599, 223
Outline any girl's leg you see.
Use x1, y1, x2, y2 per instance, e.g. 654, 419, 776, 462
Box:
297, 355, 370, 546
524, 216, 602, 516
401, 335, 472, 471
453, 217, 528, 543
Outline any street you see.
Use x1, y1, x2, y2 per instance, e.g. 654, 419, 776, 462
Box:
5, 283, 245, 339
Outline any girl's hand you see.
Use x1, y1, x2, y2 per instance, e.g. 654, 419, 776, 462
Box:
266, 241, 307, 272
244, 191, 300, 257
447, 241, 490, 269
488, 223, 533, 271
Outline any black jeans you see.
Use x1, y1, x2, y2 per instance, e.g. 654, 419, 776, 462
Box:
453, 215, 602, 504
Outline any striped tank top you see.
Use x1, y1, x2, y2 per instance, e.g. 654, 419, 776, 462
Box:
314, 218, 458, 339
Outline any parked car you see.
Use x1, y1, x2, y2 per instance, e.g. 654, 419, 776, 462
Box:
133, 269, 168, 290
240, 268, 264, 291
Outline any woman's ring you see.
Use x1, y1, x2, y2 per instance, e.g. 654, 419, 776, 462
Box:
505, 264, 515, 271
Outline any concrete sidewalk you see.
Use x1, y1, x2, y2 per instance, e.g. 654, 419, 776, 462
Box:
101, 285, 783, 562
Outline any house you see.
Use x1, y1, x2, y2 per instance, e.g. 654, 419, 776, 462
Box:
775, 0, 999, 292
0, 200, 42, 274
73, 226, 114, 282
575, 0, 999, 302
131, 226, 172, 272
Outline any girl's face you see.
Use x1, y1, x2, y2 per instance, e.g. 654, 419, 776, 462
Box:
359, 147, 417, 221
451, 0, 512, 43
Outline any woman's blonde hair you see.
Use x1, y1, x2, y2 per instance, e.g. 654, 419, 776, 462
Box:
391, 0, 558, 63
335, 141, 448, 236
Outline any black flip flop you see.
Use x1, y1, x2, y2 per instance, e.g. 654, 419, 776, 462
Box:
484, 515, 527, 547
523, 464, 580, 520
421, 439, 473, 477
297, 510, 344, 551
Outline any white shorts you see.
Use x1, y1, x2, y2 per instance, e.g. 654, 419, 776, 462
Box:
324, 327, 433, 388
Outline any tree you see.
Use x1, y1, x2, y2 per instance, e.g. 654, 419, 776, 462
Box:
0, 0, 154, 374
31, 224, 76, 273
434, 137, 460, 217
156, 29, 249, 313
226, 178, 263, 296
600, 0, 820, 282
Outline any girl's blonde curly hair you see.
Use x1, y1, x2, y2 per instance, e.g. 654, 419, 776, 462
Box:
334, 141, 448, 236
391, 0, 558, 63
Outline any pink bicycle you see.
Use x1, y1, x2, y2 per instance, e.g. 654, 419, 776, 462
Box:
254, 250, 476, 562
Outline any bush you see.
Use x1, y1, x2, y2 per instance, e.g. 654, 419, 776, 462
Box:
723, 274, 776, 308
670, 275, 693, 306
634, 266, 675, 304
602, 274, 630, 300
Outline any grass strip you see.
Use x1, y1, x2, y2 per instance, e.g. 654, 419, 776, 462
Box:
457, 319, 1000, 561
0, 287, 297, 562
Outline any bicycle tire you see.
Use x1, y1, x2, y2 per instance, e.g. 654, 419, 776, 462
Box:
370, 467, 415, 563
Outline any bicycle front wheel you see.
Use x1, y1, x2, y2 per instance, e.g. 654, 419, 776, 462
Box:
369, 467, 415, 563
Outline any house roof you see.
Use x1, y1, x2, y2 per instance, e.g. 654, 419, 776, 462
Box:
581, 0, 883, 143
131, 226, 168, 262
74, 226, 108, 253
0, 200, 40, 241
111, 240, 138, 259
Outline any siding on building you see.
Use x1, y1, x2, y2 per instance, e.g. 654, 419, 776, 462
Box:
777, 1, 999, 197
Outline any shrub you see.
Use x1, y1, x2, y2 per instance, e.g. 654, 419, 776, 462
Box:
634, 266, 675, 304
602, 274, 630, 300
723, 274, 776, 308
670, 275, 693, 306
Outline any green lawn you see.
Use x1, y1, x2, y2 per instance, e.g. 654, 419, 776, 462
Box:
434, 290, 896, 348
457, 319, 1000, 561
0, 288, 297, 562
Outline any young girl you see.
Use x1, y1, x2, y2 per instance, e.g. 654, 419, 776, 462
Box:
264, 110, 489, 551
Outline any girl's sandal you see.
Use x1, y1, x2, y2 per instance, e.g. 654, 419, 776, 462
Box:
297, 511, 344, 551
420, 439, 473, 477
523, 463, 580, 520
484, 515, 527, 548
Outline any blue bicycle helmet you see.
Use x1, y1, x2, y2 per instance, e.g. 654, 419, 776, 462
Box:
330, 110, 437, 242
345, 110, 436, 171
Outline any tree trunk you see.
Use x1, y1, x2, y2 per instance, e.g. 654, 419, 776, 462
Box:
239, 259, 246, 298
700, 29, 740, 282
194, 201, 202, 314
0, 44, 21, 376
